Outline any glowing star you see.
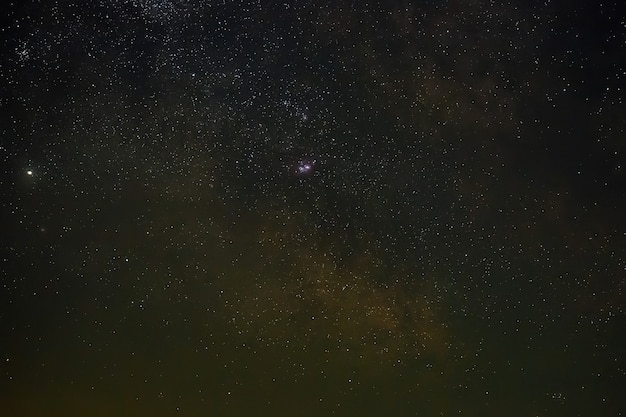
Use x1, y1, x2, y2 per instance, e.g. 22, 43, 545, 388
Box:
26, 170, 33, 176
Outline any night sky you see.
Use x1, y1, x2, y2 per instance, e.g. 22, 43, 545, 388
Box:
1, 0, 625, 416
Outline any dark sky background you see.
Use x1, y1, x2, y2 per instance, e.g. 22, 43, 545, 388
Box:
1, 0, 625, 416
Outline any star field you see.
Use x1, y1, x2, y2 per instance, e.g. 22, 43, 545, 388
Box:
1, 0, 625, 416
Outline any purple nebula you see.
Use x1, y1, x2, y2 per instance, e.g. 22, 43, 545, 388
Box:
292, 158, 316, 177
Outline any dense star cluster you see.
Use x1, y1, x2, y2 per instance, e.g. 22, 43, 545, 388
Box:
1, 0, 625, 416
